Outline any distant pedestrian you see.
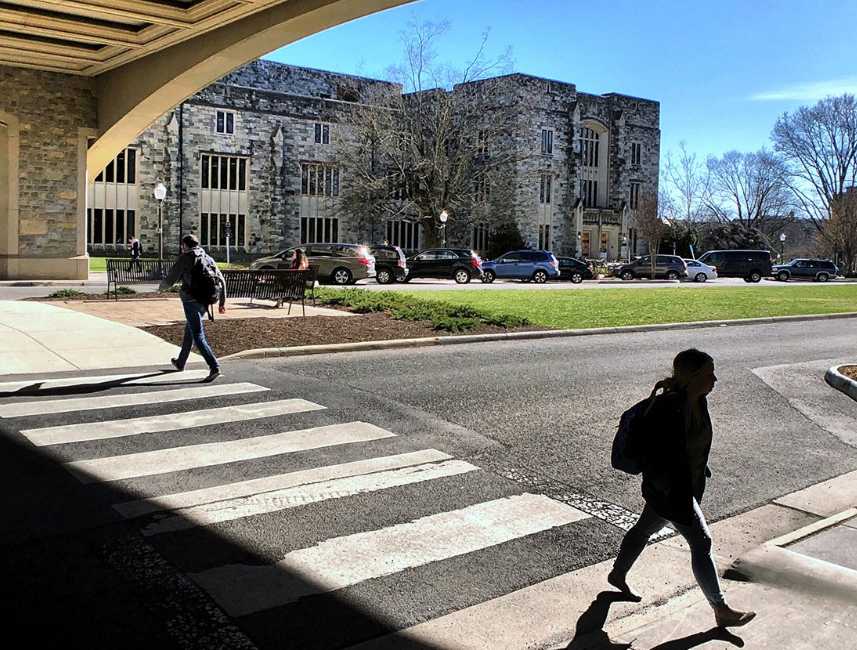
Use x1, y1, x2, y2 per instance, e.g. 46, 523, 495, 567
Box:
158, 234, 226, 382
128, 236, 142, 271
608, 348, 756, 628
289, 248, 309, 270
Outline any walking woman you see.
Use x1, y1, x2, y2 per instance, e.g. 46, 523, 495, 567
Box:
290, 248, 309, 270
608, 348, 756, 628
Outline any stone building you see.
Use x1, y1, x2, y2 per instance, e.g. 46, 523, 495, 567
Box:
86, 60, 659, 261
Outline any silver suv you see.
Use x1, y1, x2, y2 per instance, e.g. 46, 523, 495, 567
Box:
251, 243, 376, 285
614, 255, 688, 280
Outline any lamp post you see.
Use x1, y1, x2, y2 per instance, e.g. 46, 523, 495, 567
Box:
439, 210, 448, 247
154, 182, 167, 260
779, 232, 786, 263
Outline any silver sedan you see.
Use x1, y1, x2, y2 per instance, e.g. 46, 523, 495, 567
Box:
683, 258, 718, 282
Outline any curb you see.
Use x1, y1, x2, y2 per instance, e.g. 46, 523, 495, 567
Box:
825, 365, 857, 401
725, 508, 857, 606
222, 310, 857, 360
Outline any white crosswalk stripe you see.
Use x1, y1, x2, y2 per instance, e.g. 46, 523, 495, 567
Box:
114, 448, 454, 518
0, 369, 211, 393
190, 493, 590, 617
22, 398, 324, 446
5, 371, 600, 641
63, 421, 396, 483
0, 382, 269, 418
140, 459, 478, 536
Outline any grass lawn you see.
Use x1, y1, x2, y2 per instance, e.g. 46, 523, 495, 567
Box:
89, 256, 250, 272
406, 285, 857, 329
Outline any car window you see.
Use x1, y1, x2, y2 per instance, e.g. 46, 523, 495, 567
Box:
502, 252, 523, 263
415, 252, 435, 261
521, 251, 542, 262
686, 260, 699, 267
795, 260, 807, 268
441, 251, 459, 260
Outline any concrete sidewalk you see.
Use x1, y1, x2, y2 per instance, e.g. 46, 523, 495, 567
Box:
0, 297, 351, 376
353, 470, 857, 650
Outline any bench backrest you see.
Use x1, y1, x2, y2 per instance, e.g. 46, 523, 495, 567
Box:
106, 258, 168, 283
222, 269, 313, 299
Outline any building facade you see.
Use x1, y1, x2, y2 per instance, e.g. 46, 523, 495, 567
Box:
86, 60, 659, 262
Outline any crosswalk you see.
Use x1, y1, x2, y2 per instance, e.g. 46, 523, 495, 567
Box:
0, 370, 608, 650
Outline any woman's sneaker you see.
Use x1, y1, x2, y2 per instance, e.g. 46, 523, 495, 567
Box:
170, 358, 184, 372
204, 367, 222, 383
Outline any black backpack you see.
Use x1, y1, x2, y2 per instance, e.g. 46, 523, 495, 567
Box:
189, 252, 220, 306
611, 389, 661, 474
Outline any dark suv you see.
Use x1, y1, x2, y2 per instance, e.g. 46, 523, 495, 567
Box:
614, 255, 687, 280
369, 245, 408, 284
481, 250, 560, 283
772, 258, 838, 282
697, 249, 772, 283
403, 248, 483, 283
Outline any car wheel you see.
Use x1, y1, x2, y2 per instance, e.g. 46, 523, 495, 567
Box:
694, 272, 707, 283
482, 270, 496, 283
621, 270, 635, 281
817, 273, 829, 282
332, 267, 352, 285
454, 269, 471, 284
571, 272, 584, 284
777, 271, 790, 282
748, 271, 762, 283
666, 270, 680, 280
533, 270, 548, 283
376, 268, 393, 284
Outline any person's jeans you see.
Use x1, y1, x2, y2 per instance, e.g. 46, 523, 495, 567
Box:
177, 299, 218, 370
613, 500, 726, 608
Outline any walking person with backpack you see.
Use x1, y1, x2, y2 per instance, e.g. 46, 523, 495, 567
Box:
608, 348, 756, 628
128, 236, 142, 271
158, 234, 226, 382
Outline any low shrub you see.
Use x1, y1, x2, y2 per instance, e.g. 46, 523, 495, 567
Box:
48, 288, 86, 298
315, 287, 530, 332
104, 286, 137, 295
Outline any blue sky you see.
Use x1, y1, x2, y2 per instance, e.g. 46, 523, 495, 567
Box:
265, 0, 857, 165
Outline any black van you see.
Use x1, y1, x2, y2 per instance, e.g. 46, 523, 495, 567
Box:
697, 249, 772, 283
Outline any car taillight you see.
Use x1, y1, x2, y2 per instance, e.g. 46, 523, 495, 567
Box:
472, 257, 480, 268
711, 266, 717, 273
358, 257, 371, 265
397, 258, 404, 267
588, 264, 593, 271
550, 258, 558, 267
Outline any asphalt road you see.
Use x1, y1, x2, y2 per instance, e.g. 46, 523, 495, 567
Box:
1, 319, 856, 649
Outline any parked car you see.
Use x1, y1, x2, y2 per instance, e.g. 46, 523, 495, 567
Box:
696, 249, 772, 283
403, 248, 484, 283
772, 258, 838, 282
250, 243, 375, 285
557, 256, 595, 283
614, 255, 688, 280
369, 244, 408, 284
481, 250, 560, 283
683, 258, 718, 283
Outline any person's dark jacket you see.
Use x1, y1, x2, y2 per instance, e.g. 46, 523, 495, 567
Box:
158, 246, 226, 308
640, 390, 712, 526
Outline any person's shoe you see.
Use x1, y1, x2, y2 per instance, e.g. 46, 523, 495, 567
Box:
607, 570, 643, 602
203, 367, 222, 383
170, 358, 184, 372
714, 605, 757, 627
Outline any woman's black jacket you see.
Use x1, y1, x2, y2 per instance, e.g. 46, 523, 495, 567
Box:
640, 390, 712, 526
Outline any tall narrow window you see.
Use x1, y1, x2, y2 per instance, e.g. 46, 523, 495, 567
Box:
300, 163, 340, 196
539, 173, 552, 204
630, 142, 642, 166
314, 123, 330, 144
541, 128, 554, 154
386, 220, 421, 250
471, 222, 489, 253
87, 148, 139, 250
216, 110, 235, 134
539, 224, 551, 251
630, 181, 641, 210
583, 179, 598, 207
582, 128, 600, 167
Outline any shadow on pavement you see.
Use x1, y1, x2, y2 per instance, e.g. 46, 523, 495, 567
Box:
646, 627, 745, 649
0, 413, 441, 650
0, 370, 207, 398
564, 591, 634, 649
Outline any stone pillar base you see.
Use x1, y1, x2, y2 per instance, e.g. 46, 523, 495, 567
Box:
0, 255, 89, 280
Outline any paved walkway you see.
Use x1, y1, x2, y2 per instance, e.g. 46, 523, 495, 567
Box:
0, 298, 351, 376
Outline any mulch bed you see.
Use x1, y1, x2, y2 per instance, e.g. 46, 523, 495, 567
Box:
140, 312, 546, 356
27, 291, 175, 301
839, 365, 857, 381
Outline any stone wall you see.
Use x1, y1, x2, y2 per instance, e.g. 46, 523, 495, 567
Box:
0, 66, 96, 277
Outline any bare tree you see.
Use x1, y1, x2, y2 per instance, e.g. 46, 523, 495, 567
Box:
703, 149, 792, 235
631, 190, 672, 278
662, 141, 709, 222
771, 94, 857, 231
335, 19, 524, 247
822, 188, 857, 275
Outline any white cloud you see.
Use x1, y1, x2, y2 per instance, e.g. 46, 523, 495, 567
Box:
749, 77, 857, 101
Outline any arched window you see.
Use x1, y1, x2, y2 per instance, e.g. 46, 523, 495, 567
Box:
579, 121, 609, 208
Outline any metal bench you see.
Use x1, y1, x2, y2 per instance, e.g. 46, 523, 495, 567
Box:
106, 258, 168, 300
221, 267, 317, 316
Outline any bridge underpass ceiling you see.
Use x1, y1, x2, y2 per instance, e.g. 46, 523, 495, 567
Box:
0, 0, 413, 172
